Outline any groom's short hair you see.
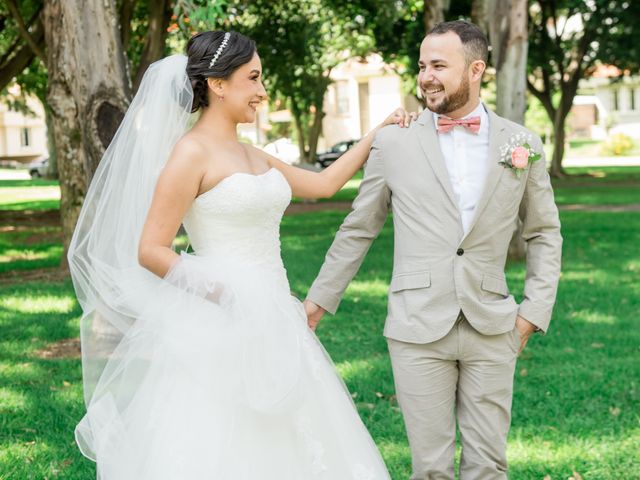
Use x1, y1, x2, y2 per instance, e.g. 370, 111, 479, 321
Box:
427, 20, 489, 66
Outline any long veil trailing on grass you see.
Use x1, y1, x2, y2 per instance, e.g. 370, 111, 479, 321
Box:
67, 55, 193, 457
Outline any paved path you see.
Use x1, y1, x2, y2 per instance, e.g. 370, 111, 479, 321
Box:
562, 156, 640, 167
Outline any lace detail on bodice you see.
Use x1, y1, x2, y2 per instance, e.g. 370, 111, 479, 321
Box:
182, 168, 291, 269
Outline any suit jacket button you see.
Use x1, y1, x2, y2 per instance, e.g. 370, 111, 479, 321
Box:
457, 248, 464, 256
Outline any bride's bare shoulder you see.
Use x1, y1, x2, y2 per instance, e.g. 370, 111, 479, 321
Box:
166, 133, 209, 171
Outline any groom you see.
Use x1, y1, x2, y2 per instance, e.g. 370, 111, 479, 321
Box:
304, 20, 562, 479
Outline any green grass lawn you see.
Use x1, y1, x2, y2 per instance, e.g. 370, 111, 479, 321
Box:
1, 168, 639, 478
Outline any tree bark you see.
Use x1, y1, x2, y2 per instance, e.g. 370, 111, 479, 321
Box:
487, 0, 528, 123
132, 0, 171, 92
550, 113, 568, 177
423, 0, 450, 33
307, 107, 324, 165
485, 0, 529, 260
44, 0, 131, 265
290, 99, 309, 164
44, 106, 58, 178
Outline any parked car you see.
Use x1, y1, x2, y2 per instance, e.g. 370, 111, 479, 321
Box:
28, 156, 49, 178
315, 139, 359, 168
262, 138, 300, 165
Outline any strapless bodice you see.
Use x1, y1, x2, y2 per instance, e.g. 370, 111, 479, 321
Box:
182, 168, 291, 270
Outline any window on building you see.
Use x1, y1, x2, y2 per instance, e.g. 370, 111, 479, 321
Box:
21, 127, 30, 147
335, 81, 349, 115
631, 88, 636, 111
613, 89, 619, 111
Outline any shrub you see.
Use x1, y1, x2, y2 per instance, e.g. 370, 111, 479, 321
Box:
600, 133, 634, 156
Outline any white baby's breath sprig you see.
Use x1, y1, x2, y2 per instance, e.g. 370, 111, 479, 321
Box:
497, 131, 541, 177
209, 32, 231, 69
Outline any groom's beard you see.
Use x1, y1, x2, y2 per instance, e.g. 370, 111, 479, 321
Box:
423, 75, 470, 115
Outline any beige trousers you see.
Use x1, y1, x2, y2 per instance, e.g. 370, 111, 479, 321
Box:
387, 312, 520, 480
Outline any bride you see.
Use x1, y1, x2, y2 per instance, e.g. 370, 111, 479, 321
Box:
69, 30, 413, 479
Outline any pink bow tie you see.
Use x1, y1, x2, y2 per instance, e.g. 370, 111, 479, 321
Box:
437, 116, 481, 134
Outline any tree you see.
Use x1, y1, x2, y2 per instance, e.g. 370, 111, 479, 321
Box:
475, 0, 529, 260
478, 0, 528, 124
43, 0, 131, 258
527, 0, 640, 177
333, 0, 473, 101
220, 0, 374, 164
0, 1, 45, 91
2, 0, 180, 258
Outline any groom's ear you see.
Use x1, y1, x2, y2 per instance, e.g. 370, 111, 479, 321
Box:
469, 60, 486, 82
207, 77, 225, 97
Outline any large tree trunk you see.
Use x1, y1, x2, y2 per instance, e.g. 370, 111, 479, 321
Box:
488, 0, 528, 123
44, 106, 58, 178
44, 0, 130, 266
485, 0, 529, 260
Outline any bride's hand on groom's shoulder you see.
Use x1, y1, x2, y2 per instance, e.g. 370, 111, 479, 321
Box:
381, 108, 419, 129
303, 300, 326, 332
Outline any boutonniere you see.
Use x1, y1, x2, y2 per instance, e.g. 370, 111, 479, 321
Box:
498, 132, 542, 177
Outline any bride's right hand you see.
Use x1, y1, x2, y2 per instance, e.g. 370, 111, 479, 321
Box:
380, 107, 419, 129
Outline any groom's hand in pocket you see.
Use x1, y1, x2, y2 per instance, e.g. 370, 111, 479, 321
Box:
516, 314, 538, 355
304, 300, 326, 332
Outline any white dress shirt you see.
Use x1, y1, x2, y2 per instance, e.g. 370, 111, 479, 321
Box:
433, 102, 490, 235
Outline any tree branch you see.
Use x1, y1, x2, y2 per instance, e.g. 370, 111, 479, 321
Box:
120, 0, 137, 50
560, 29, 593, 116
527, 76, 556, 119
0, 35, 41, 91
4, 0, 46, 65
0, 6, 41, 66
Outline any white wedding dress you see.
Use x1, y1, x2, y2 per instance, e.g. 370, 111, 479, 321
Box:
75, 167, 391, 479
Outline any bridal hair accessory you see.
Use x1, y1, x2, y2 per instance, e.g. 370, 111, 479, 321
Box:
209, 32, 231, 69
498, 131, 542, 177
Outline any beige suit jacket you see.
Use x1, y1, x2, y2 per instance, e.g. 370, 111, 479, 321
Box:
306, 109, 562, 343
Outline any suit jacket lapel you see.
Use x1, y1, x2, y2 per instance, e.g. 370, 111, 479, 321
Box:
416, 112, 459, 209
462, 109, 511, 240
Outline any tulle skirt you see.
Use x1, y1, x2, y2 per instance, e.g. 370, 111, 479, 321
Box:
75, 253, 390, 479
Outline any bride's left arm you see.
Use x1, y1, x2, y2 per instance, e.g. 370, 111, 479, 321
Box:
259, 108, 415, 199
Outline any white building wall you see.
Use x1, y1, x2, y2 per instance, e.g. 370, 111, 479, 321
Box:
368, 76, 403, 127
0, 94, 48, 161
321, 54, 410, 150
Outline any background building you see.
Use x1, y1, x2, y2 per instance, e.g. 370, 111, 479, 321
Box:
0, 86, 48, 164
321, 54, 421, 149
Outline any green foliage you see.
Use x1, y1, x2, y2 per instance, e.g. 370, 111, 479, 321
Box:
528, 0, 640, 89
527, 0, 640, 171
225, 0, 376, 158
0, 0, 46, 107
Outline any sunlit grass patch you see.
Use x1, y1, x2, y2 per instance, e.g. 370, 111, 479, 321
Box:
1, 167, 639, 478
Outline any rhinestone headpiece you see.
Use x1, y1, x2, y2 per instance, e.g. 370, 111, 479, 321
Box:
209, 32, 231, 69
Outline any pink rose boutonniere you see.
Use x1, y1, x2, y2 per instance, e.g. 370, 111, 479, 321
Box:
498, 132, 542, 177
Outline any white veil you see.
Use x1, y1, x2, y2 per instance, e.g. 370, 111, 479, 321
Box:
68, 54, 193, 406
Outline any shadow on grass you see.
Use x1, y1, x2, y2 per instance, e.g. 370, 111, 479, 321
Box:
1, 205, 639, 478
281, 208, 640, 478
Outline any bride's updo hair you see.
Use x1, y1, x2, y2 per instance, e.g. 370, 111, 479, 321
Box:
186, 31, 257, 113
